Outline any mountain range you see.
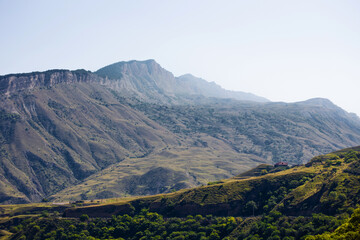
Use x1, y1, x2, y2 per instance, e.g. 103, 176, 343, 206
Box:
0, 60, 360, 204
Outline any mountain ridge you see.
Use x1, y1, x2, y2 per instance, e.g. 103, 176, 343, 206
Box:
0, 59, 268, 104
0, 69, 98, 96
96, 59, 270, 103
175, 73, 269, 102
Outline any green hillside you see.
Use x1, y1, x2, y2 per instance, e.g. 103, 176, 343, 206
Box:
64, 147, 360, 218
1, 147, 359, 240
308, 208, 360, 239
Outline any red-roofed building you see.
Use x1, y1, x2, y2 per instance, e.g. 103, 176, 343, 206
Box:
274, 162, 288, 167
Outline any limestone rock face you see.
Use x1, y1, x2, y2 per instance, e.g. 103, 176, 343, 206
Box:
0, 70, 100, 96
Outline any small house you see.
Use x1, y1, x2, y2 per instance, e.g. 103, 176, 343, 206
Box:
274, 161, 288, 167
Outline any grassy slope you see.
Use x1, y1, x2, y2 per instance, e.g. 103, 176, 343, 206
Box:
64, 147, 360, 218
49, 143, 261, 202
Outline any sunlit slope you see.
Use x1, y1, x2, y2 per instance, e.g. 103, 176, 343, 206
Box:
64, 147, 360, 218
50, 144, 262, 202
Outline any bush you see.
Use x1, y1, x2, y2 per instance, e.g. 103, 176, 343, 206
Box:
80, 214, 89, 222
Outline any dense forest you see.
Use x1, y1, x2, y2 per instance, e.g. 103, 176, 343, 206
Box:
2, 209, 353, 240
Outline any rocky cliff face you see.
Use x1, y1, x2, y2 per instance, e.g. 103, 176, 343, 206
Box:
0, 69, 99, 96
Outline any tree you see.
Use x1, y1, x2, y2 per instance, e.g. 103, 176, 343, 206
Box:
209, 230, 220, 240
246, 201, 258, 216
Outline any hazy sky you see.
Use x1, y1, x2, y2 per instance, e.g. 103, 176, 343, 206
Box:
1, 0, 360, 116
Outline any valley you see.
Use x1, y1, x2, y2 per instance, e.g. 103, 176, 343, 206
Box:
3, 1, 360, 239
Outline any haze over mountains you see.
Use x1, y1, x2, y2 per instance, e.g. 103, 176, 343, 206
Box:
0, 60, 360, 204
95, 60, 269, 103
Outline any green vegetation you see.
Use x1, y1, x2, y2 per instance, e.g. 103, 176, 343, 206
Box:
307, 208, 360, 239
60, 148, 360, 220
0, 148, 360, 239
1, 209, 348, 240
235, 164, 289, 179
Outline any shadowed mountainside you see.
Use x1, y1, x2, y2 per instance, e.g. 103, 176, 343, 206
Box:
0, 81, 182, 203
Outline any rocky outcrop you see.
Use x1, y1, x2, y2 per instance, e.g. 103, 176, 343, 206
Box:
0, 69, 100, 96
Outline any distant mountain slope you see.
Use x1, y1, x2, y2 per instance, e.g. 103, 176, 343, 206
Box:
176, 73, 269, 102
0, 60, 360, 204
95, 60, 269, 103
131, 98, 360, 164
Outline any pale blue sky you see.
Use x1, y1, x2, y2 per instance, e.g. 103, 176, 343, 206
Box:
1, 0, 360, 116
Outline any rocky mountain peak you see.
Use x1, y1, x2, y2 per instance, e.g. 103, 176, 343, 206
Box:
302, 98, 337, 108
95, 59, 169, 80
297, 98, 352, 116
